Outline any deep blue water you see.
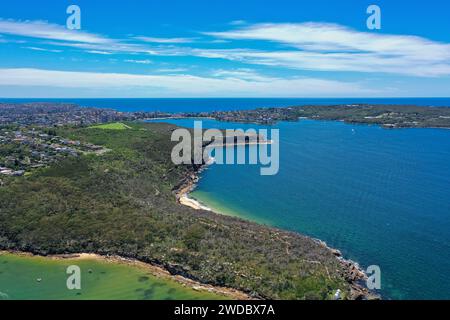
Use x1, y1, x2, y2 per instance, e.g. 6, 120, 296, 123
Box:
4, 97, 450, 299
154, 118, 450, 300
2, 97, 450, 113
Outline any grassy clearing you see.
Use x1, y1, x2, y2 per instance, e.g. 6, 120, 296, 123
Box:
90, 122, 131, 130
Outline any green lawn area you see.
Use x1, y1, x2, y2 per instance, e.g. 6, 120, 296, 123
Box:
90, 122, 131, 130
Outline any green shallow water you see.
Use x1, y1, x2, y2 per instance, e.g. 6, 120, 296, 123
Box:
0, 253, 226, 300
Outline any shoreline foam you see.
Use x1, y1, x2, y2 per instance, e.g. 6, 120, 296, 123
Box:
179, 194, 212, 211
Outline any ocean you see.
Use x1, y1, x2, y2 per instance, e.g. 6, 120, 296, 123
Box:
2, 97, 450, 113
152, 116, 450, 300
3, 97, 450, 300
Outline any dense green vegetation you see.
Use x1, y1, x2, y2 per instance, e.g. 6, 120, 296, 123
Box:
294, 105, 450, 128
211, 104, 450, 128
0, 122, 354, 299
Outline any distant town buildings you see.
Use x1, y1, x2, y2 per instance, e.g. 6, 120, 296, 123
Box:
0, 125, 108, 177
0, 102, 145, 126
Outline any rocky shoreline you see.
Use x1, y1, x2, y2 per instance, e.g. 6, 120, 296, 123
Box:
174, 163, 380, 300
312, 239, 380, 300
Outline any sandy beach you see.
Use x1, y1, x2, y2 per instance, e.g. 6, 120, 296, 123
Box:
179, 194, 212, 211
174, 163, 379, 300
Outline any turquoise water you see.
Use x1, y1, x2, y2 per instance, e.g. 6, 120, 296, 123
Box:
154, 118, 450, 300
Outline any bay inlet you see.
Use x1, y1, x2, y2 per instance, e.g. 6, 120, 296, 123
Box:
152, 117, 450, 300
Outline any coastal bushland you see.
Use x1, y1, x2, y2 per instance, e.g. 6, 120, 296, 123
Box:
0, 121, 352, 299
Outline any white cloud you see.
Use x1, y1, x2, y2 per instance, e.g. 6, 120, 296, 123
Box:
0, 68, 377, 97
0, 19, 114, 44
3, 19, 450, 78
204, 22, 450, 77
124, 59, 153, 64
0, 19, 164, 55
189, 49, 450, 77
133, 36, 195, 44
205, 22, 450, 58
155, 68, 189, 73
0, 19, 193, 56
86, 50, 113, 55
211, 68, 270, 81
22, 46, 62, 53
44, 40, 152, 54
209, 39, 230, 44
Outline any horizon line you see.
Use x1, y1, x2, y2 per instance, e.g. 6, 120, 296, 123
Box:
2, 97, 450, 100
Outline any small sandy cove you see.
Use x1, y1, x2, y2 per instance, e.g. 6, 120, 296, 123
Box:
179, 194, 212, 211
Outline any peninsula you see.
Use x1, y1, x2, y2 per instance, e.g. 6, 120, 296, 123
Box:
3, 102, 450, 129
0, 105, 377, 299
3, 101, 449, 300
205, 104, 450, 128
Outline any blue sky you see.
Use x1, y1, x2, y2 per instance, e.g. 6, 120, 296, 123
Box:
1, 0, 450, 97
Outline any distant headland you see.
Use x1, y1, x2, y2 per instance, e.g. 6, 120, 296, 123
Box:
2, 101, 450, 129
